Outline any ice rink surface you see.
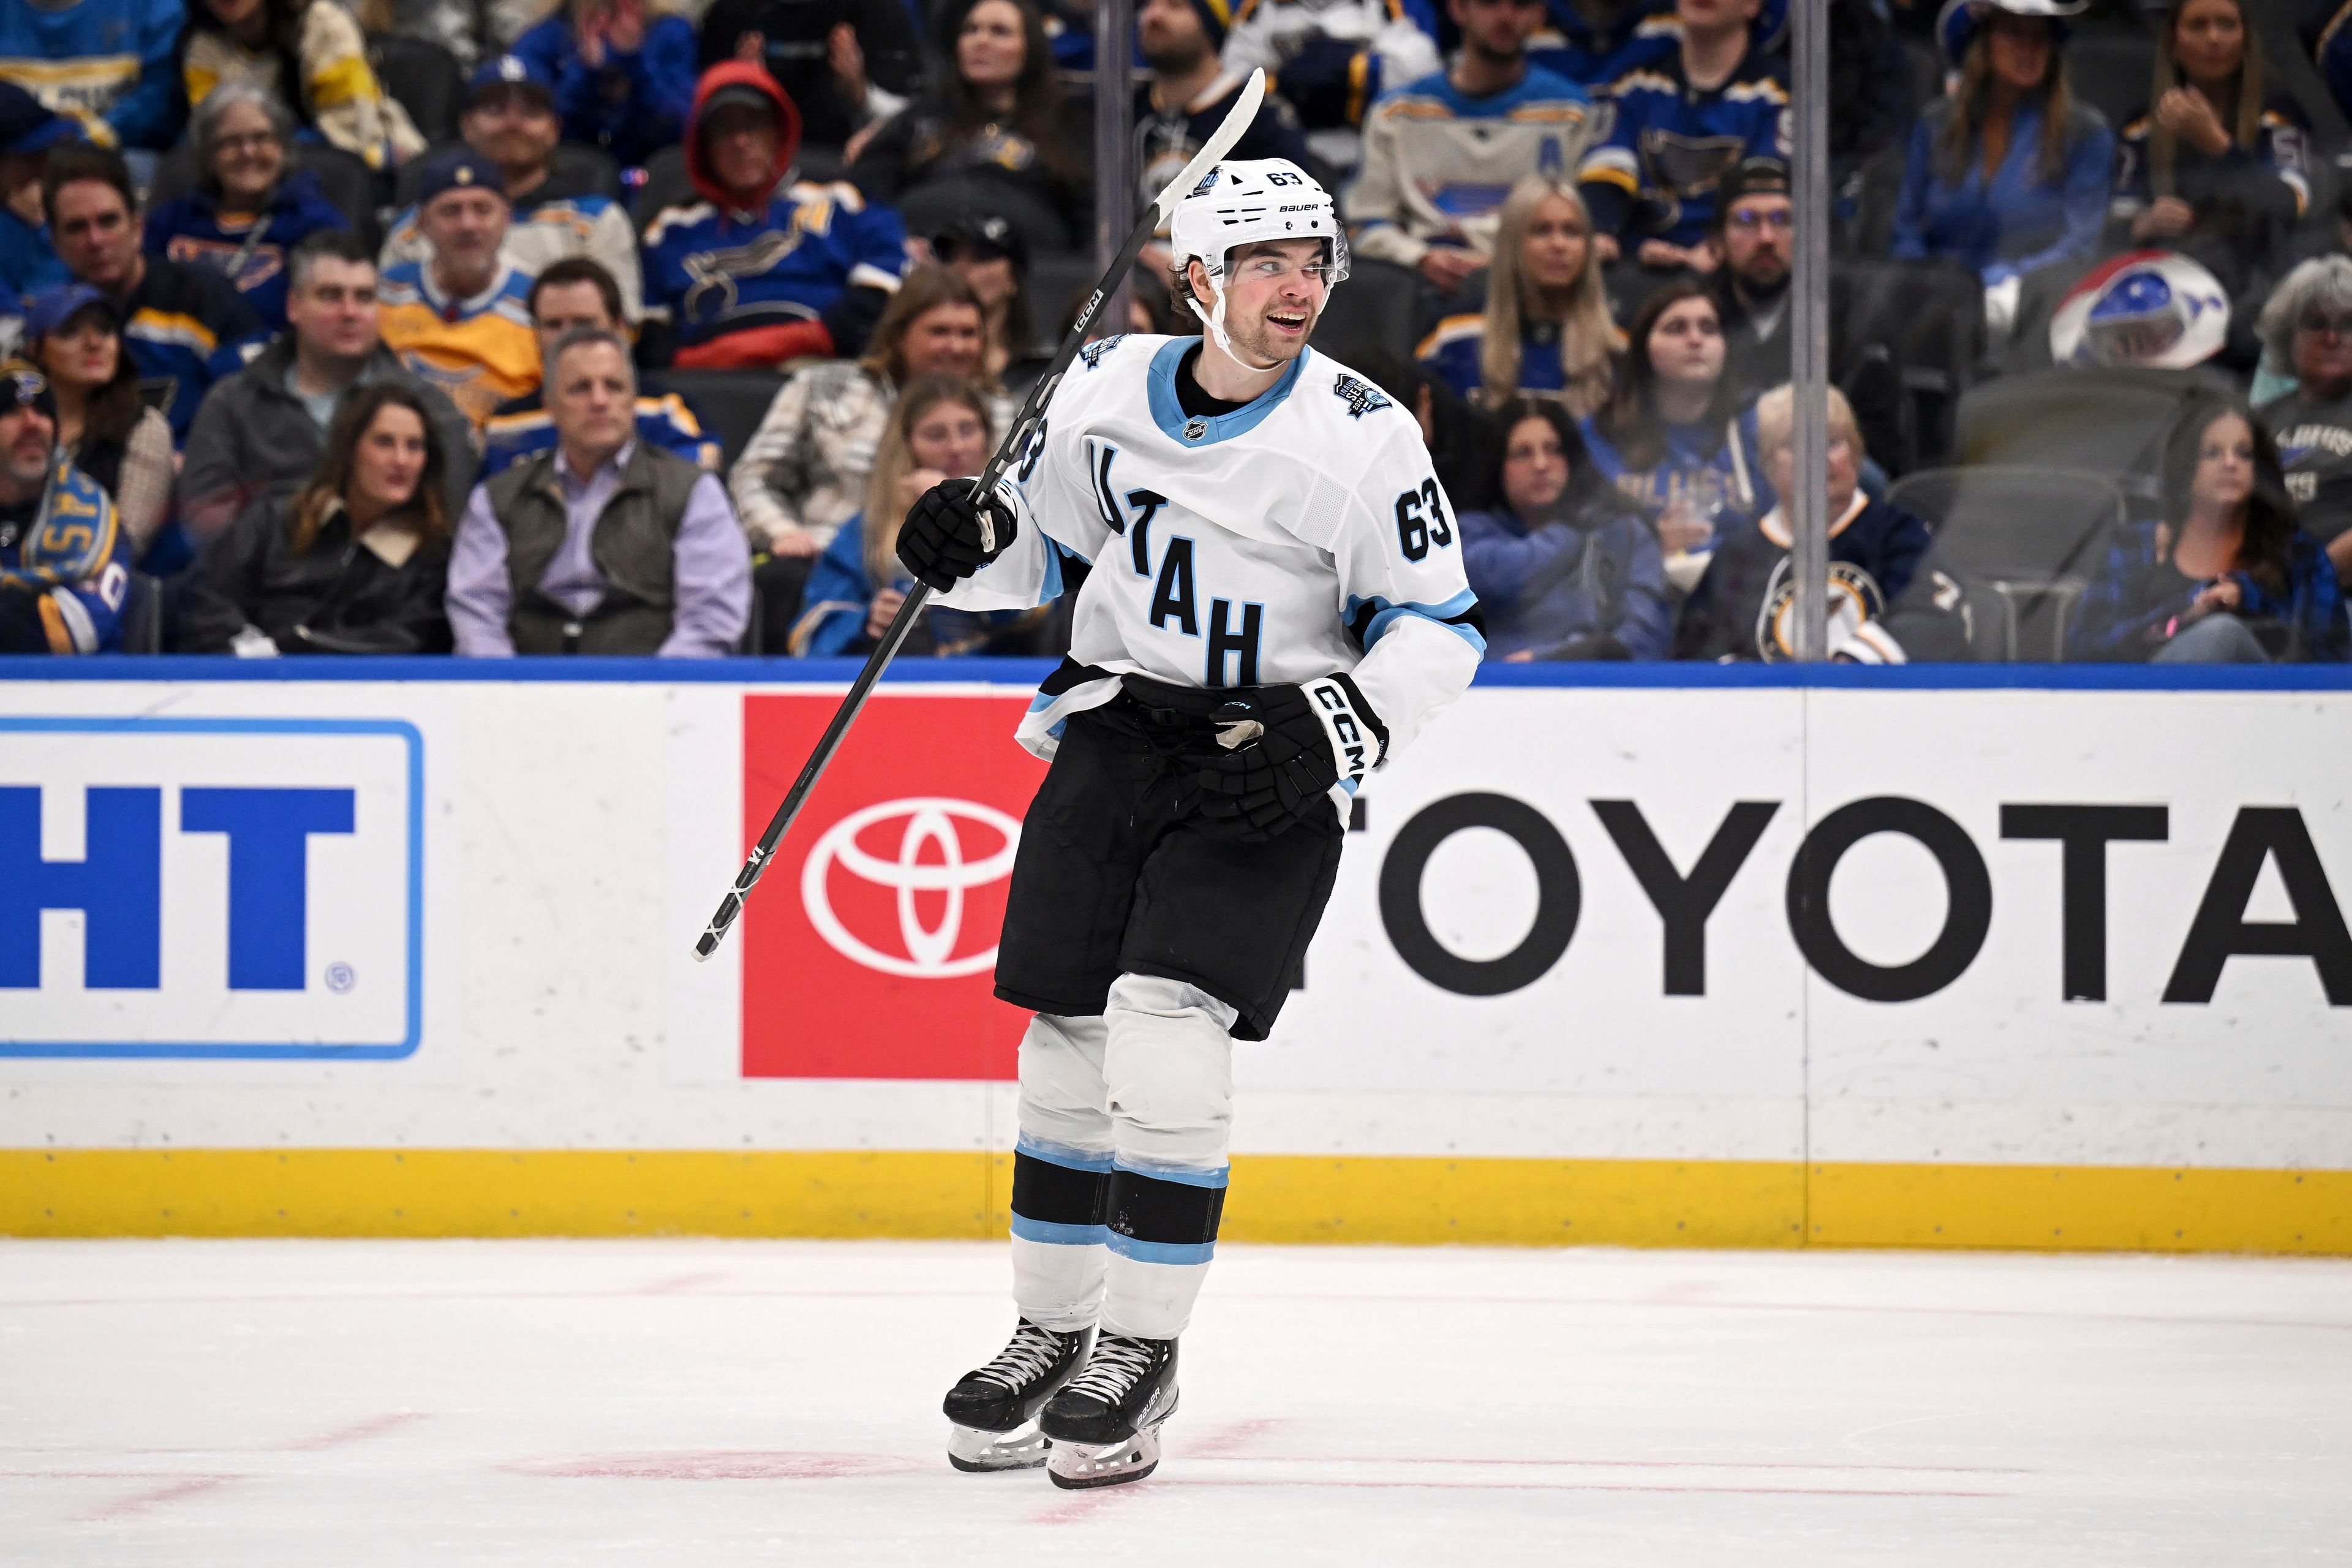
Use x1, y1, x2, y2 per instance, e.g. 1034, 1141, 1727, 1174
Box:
5, 1239, 2351, 1566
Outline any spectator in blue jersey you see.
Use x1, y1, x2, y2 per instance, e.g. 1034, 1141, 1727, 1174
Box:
143, 86, 350, 333
380, 55, 646, 323
1531, 0, 1679, 86
1676, 383, 1970, 663
0, 361, 132, 655
1578, 0, 1790, 274
179, 230, 475, 545
2072, 396, 2349, 662
1219, 0, 1441, 165
1891, 0, 2113, 333
1348, 0, 1596, 300
0, 85, 77, 312
1417, 174, 1622, 416
481, 257, 714, 478
23, 285, 175, 554
509, 0, 698, 170
0, 0, 183, 152
792, 374, 1038, 655
1579, 279, 1760, 592
44, 143, 265, 447
850, 0, 1090, 253
1134, 0, 1322, 243
448, 327, 751, 656
2113, 0, 2310, 293
642, 61, 907, 370
177, 382, 457, 655
1461, 396, 1672, 660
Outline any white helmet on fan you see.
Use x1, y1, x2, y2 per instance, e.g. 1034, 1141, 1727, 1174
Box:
1168, 157, 1349, 366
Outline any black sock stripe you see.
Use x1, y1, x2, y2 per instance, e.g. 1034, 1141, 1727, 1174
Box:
1011, 1151, 1110, 1227
1106, 1169, 1226, 1247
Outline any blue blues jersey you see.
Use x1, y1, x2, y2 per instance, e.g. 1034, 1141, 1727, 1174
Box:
0, 0, 184, 150
1577, 405, 1764, 523
639, 178, 905, 356
480, 389, 719, 478
1417, 313, 1566, 402
0, 458, 132, 652
123, 254, 266, 440
143, 170, 351, 331
1578, 45, 1790, 246
1529, 0, 1678, 87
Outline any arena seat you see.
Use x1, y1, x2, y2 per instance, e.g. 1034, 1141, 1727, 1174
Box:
2062, 31, 2158, 140
633, 145, 693, 231
1886, 465, 2128, 660
1953, 365, 2238, 491
372, 36, 466, 146
643, 368, 788, 469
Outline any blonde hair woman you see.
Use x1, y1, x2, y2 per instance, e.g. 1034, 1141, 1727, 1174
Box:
791, 376, 1036, 657
1417, 176, 1622, 417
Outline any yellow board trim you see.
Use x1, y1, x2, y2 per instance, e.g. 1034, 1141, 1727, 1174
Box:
2, 1150, 2346, 1253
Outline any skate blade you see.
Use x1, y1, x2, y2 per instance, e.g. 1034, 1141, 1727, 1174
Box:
1044, 1388, 1176, 1490
948, 1420, 1050, 1472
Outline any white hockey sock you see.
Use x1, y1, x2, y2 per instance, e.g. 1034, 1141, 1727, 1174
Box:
1098, 974, 1238, 1341
1009, 1012, 1114, 1332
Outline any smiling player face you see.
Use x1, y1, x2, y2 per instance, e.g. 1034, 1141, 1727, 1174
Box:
1205, 238, 1329, 368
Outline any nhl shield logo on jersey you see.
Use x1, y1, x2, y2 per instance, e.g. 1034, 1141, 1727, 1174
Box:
1183, 418, 1209, 440
1331, 374, 1392, 421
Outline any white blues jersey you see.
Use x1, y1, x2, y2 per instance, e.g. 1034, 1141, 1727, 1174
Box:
938, 332, 1485, 765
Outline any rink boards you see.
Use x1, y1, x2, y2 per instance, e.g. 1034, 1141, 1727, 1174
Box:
1, 658, 2349, 1253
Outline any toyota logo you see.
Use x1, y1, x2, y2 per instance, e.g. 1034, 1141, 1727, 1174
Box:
799, 797, 1022, 978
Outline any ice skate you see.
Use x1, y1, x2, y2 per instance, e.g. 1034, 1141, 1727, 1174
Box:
1039, 1333, 1178, 1489
942, 1319, 1095, 1472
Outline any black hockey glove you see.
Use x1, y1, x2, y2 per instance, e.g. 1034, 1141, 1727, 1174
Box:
1196, 674, 1389, 839
896, 478, 1018, 592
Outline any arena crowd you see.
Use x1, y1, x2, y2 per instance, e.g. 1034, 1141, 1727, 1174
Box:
0, 0, 2346, 663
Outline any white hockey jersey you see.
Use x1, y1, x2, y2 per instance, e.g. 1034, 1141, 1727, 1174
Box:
938, 332, 1485, 770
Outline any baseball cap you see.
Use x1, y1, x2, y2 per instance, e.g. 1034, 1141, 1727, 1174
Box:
467, 53, 557, 111
415, 148, 508, 207
21, 282, 116, 345
933, 211, 1030, 274
0, 358, 57, 424
1714, 156, 1791, 222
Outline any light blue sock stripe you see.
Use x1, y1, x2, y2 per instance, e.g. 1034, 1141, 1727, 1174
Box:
1010, 1215, 1110, 1246
1016, 1133, 1116, 1174
1112, 1158, 1230, 1190
1106, 1232, 1216, 1266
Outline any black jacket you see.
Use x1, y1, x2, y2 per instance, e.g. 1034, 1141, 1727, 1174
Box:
178, 494, 452, 654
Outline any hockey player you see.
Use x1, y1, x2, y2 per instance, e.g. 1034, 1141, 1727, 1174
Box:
899, 159, 1484, 1488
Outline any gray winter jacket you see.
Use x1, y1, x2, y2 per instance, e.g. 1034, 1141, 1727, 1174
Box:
176, 335, 477, 546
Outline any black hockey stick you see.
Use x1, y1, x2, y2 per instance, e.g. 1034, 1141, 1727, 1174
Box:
693, 70, 1270, 962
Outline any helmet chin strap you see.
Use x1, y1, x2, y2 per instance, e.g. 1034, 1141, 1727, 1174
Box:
1187, 270, 1284, 374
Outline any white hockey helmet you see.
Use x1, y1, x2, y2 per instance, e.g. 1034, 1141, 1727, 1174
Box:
1169, 157, 1349, 363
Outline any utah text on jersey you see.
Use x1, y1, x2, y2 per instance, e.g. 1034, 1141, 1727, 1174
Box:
934, 333, 1485, 772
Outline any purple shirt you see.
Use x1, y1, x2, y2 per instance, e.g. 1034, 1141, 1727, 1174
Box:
447, 439, 752, 657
